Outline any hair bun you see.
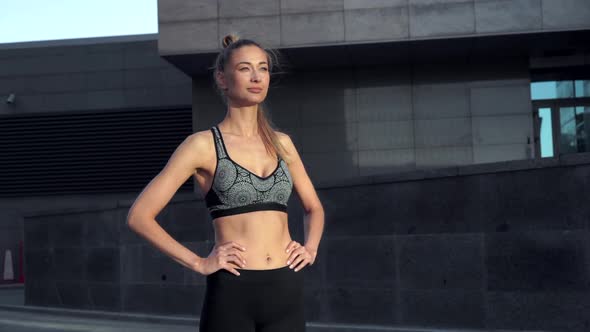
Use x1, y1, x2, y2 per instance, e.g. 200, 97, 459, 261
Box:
222, 34, 240, 48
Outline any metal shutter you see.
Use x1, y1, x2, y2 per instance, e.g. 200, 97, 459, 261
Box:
0, 107, 194, 197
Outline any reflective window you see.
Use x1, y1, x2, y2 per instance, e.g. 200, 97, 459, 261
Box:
531, 81, 574, 100
575, 80, 590, 98
538, 108, 554, 158
532, 79, 589, 158
560, 106, 590, 154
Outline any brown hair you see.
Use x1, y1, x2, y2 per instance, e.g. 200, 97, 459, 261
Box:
211, 33, 289, 162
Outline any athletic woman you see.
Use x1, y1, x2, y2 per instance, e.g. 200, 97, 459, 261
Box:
127, 34, 325, 332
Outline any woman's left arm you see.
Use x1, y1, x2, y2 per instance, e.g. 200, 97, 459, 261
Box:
280, 132, 325, 268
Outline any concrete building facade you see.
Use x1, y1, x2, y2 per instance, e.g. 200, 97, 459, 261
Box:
160, 0, 590, 182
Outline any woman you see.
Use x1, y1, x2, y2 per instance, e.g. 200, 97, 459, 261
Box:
126, 34, 325, 332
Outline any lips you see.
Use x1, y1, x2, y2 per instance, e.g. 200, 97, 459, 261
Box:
247, 88, 262, 93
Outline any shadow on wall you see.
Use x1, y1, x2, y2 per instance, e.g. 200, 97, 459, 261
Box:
193, 58, 533, 185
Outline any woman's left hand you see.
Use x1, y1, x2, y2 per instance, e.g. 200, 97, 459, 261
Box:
285, 241, 317, 272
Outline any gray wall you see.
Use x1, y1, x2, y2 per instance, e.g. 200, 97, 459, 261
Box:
23, 156, 590, 331
0, 36, 193, 286
194, 57, 534, 183
158, 0, 590, 55
0, 35, 191, 115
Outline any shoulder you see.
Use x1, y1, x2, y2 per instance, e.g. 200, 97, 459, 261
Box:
188, 128, 214, 149
176, 129, 215, 167
275, 131, 294, 148
275, 130, 301, 165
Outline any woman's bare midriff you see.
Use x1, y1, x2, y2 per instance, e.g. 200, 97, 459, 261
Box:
213, 210, 292, 270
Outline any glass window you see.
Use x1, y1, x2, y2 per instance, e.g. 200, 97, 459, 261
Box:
531, 79, 589, 158
531, 81, 575, 100
539, 108, 554, 158
560, 107, 577, 154
559, 106, 589, 154
575, 80, 590, 98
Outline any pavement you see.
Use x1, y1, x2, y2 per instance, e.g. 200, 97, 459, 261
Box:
0, 284, 24, 306
0, 305, 442, 332
0, 285, 550, 332
0, 308, 193, 332
0, 285, 196, 332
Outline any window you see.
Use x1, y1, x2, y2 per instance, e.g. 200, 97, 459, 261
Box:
531, 80, 590, 158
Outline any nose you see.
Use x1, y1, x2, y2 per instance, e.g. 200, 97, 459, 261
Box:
251, 71, 261, 82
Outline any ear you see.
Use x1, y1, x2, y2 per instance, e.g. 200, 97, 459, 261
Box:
216, 70, 228, 91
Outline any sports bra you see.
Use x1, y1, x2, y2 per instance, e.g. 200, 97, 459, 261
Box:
204, 125, 293, 219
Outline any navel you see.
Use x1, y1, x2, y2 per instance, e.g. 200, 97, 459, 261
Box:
266, 253, 272, 264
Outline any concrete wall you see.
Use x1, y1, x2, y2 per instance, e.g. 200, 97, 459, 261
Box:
0, 36, 191, 115
194, 57, 534, 183
23, 155, 590, 331
158, 0, 590, 54
0, 36, 193, 286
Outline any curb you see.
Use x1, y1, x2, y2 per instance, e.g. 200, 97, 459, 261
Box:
0, 284, 23, 289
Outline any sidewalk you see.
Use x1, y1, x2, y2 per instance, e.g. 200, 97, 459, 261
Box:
0, 305, 553, 332
0, 283, 24, 306
0, 285, 196, 331
0, 306, 195, 332
0, 287, 549, 332
0, 305, 439, 332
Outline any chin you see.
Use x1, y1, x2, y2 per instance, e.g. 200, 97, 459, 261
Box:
237, 99, 265, 107
247, 95, 267, 104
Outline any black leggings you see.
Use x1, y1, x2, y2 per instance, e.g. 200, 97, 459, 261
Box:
199, 265, 305, 332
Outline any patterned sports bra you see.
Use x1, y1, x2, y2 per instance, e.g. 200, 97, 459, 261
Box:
204, 125, 293, 219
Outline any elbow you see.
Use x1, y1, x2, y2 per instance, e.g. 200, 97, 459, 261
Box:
126, 210, 144, 232
305, 202, 324, 217
314, 203, 324, 216
126, 213, 137, 231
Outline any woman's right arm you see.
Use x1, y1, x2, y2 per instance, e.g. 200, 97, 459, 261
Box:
126, 132, 208, 274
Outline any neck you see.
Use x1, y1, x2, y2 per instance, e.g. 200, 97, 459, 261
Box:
220, 104, 260, 137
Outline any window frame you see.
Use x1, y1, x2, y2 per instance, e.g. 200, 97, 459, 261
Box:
532, 97, 590, 159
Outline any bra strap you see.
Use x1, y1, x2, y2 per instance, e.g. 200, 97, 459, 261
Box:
210, 126, 227, 159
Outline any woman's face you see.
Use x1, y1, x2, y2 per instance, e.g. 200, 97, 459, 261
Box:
218, 45, 270, 106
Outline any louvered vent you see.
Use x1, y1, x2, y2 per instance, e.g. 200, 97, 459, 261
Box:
0, 107, 194, 197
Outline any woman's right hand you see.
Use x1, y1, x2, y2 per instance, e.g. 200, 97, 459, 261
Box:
198, 241, 247, 276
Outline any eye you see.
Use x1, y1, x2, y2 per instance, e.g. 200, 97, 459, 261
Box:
260, 67, 269, 71
239, 67, 249, 71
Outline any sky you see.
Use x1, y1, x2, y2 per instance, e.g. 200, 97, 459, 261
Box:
0, 0, 158, 44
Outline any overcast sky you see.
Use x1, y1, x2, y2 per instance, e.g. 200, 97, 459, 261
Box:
0, 0, 158, 44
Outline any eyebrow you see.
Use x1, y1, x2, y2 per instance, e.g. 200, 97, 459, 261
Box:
236, 61, 268, 66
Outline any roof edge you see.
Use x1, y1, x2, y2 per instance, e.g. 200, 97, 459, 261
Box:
0, 33, 158, 50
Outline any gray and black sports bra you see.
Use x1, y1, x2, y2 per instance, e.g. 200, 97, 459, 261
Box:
204, 125, 293, 219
